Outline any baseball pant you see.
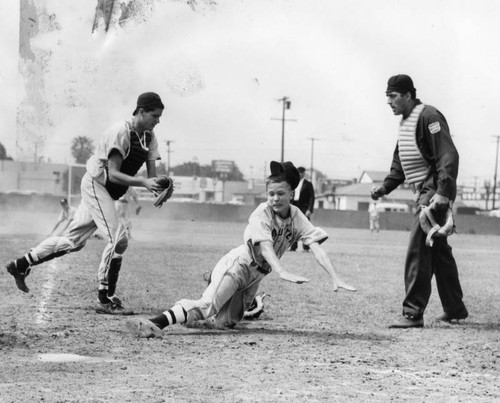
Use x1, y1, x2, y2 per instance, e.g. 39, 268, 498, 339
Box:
177, 246, 266, 327
402, 211, 466, 318
29, 173, 128, 288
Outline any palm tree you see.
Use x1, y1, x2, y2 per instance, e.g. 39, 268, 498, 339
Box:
71, 136, 95, 164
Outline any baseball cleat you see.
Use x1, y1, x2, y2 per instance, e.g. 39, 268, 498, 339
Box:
6, 261, 30, 293
126, 319, 163, 338
388, 314, 424, 329
243, 292, 268, 320
95, 296, 134, 315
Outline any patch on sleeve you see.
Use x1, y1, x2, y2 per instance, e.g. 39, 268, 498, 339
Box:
428, 122, 441, 134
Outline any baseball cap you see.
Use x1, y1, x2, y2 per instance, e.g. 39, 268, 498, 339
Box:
270, 161, 300, 190
133, 92, 164, 115
297, 166, 306, 173
386, 74, 416, 95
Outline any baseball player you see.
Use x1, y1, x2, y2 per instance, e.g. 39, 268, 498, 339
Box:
48, 198, 77, 237
129, 161, 356, 338
5, 92, 166, 315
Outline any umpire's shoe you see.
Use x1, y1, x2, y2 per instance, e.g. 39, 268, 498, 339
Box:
437, 307, 468, 323
388, 313, 424, 329
96, 295, 134, 316
6, 261, 30, 293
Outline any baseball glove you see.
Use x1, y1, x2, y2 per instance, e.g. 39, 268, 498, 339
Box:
243, 293, 268, 320
153, 176, 174, 208
419, 204, 455, 247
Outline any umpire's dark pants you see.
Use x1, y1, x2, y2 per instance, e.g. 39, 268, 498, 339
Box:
402, 210, 466, 319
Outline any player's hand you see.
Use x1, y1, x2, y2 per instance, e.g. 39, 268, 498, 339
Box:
371, 185, 386, 200
277, 270, 310, 284
429, 193, 449, 211
144, 177, 163, 195
332, 280, 357, 292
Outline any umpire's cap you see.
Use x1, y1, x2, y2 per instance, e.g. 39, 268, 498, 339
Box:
386, 74, 416, 95
270, 161, 300, 190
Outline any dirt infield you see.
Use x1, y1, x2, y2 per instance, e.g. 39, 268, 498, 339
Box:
1, 217, 499, 402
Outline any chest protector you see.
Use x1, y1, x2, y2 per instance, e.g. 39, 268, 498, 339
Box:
105, 131, 151, 200
397, 103, 430, 193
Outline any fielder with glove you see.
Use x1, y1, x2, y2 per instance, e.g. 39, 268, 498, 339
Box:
5, 92, 166, 316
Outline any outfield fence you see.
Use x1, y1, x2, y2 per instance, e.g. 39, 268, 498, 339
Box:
2, 192, 500, 235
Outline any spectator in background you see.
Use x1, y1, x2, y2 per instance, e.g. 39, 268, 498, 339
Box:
290, 167, 315, 252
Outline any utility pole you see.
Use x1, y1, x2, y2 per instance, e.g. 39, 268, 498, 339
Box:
271, 97, 296, 162
165, 140, 174, 175
307, 137, 319, 184
492, 135, 500, 209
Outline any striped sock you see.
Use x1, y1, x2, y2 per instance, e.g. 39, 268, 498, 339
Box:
150, 305, 187, 329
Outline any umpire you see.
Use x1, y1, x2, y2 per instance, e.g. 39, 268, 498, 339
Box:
290, 166, 315, 252
372, 74, 468, 328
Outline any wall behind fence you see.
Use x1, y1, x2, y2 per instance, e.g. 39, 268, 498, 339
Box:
1, 194, 499, 236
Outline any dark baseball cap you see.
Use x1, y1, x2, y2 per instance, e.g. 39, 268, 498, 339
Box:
133, 92, 164, 115
386, 74, 416, 95
297, 166, 306, 173
270, 161, 300, 190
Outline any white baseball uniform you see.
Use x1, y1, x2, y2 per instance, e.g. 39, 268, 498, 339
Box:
176, 202, 328, 327
26, 120, 160, 287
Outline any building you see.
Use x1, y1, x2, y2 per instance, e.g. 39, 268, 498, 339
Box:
316, 170, 414, 211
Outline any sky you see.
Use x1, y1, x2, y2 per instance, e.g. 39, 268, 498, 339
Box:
0, 0, 499, 186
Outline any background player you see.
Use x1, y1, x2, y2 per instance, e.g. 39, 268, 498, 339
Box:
48, 198, 77, 237
115, 187, 142, 240
129, 160, 356, 338
5, 92, 165, 315
368, 202, 380, 233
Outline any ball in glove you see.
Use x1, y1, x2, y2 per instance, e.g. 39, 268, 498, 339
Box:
153, 176, 174, 208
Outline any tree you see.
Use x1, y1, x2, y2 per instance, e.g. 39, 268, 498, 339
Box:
0, 142, 13, 160
71, 136, 95, 164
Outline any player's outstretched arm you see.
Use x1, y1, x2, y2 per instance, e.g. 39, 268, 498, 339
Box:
259, 241, 310, 284
308, 242, 356, 292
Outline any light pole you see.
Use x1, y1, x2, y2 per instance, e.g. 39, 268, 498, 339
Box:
165, 140, 174, 175
307, 137, 319, 183
492, 135, 500, 209
271, 97, 296, 163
